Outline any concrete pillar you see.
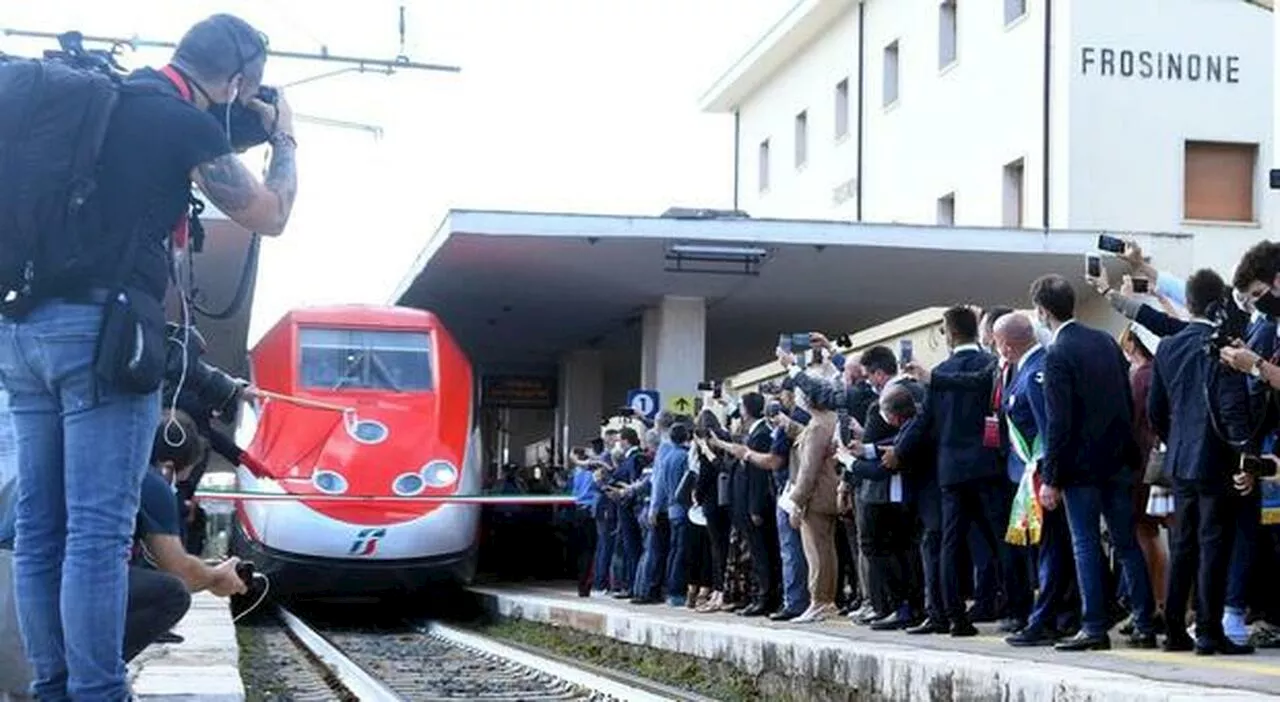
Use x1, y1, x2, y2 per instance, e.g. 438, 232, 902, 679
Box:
557, 349, 604, 465
640, 307, 661, 389
641, 296, 706, 410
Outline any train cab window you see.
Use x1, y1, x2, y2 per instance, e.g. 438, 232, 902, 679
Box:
299, 328, 433, 392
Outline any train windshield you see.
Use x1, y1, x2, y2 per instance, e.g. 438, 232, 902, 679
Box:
298, 328, 433, 392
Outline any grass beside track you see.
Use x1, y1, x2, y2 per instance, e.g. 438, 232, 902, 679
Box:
479, 618, 767, 701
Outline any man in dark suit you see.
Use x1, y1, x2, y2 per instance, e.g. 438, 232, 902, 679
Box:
894, 307, 1007, 636
1032, 274, 1157, 651
722, 392, 779, 616
1148, 269, 1255, 655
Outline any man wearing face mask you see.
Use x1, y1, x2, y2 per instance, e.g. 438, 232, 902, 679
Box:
0, 14, 295, 701
1223, 241, 1280, 389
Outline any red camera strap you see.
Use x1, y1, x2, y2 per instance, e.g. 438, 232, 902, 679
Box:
159, 66, 193, 249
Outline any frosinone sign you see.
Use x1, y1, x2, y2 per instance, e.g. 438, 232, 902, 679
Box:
1080, 46, 1240, 84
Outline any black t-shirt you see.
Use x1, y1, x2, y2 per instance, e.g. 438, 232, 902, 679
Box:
75, 69, 232, 304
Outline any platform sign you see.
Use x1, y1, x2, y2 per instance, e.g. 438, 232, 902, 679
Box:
626, 389, 660, 421
665, 394, 696, 416
482, 375, 557, 409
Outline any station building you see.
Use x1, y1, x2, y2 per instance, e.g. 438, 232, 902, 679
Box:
700, 0, 1274, 277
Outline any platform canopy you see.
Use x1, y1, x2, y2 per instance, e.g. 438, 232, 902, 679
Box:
390, 209, 1192, 380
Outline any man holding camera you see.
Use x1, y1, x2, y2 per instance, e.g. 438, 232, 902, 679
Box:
1148, 270, 1254, 655
0, 14, 295, 699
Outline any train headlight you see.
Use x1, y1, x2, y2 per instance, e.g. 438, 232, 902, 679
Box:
392, 472, 425, 496
421, 460, 458, 488
313, 470, 348, 495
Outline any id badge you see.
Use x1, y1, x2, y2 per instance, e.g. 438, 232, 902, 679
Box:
982, 414, 1001, 448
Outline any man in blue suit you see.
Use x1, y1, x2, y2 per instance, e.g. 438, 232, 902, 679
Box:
894, 306, 1008, 636
1148, 269, 1255, 655
1032, 274, 1156, 651
993, 313, 1080, 646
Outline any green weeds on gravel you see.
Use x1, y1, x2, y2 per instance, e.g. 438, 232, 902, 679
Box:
480, 618, 765, 701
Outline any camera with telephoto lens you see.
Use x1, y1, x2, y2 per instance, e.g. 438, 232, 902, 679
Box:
164, 323, 244, 421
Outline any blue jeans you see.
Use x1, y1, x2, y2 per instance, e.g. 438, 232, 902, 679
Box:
615, 502, 641, 593
776, 505, 809, 613
0, 303, 160, 701
1062, 478, 1154, 637
636, 513, 669, 599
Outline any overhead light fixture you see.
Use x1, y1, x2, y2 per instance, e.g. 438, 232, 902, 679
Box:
665, 242, 768, 277
669, 244, 768, 258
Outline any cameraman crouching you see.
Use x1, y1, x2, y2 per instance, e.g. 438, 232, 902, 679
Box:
0, 411, 247, 699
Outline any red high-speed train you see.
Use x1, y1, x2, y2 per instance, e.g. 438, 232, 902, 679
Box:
229, 305, 482, 597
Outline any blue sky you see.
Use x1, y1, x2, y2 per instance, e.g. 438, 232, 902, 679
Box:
4, 0, 788, 342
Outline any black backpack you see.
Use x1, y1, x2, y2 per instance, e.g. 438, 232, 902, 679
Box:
0, 36, 125, 318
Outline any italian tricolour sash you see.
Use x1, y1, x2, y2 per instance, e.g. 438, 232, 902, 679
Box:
1004, 418, 1044, 546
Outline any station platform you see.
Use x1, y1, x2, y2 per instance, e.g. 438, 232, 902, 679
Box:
128, 592, 244, 701
473, 584, 1280, 702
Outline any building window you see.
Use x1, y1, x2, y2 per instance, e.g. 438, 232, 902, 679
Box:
1184, 141, 1257, 222
939, 1, 957, 69
794, 111, 808, 168
1002, 158, 1024, 227
1004, 0, 1026, 25
835, 79, 849, 139
937, 193, 955, 226
883, 40, 900, 107
758, 139, 771, 192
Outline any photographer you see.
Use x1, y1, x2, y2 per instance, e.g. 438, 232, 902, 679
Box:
1149, 269, 1255, 654
0, 410, 248, 698
1222, 241, 1280, 388
0, 14, 295, 698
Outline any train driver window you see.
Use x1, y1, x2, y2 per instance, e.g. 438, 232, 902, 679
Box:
299, 328, 433, 392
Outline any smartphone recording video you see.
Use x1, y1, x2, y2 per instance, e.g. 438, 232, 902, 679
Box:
1098, 234, 1125, 254
1086, 254, 1101, 278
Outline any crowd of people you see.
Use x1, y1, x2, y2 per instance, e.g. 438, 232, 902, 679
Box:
568, 238, 1280, 655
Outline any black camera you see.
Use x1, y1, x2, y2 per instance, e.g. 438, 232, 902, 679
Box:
164, 323, 243, 420
1205, 296, 1251, 358
224, 86, 280, 152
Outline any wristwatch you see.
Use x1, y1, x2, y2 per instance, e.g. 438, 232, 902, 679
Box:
1251, 356, 1265, 378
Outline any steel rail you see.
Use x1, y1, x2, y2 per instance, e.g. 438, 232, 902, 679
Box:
276, 606, 405, 701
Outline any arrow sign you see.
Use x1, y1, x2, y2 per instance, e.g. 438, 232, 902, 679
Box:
626, 389, 660, 421
666, 394, 696, 416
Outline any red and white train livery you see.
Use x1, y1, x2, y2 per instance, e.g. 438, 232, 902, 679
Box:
230, 305, 482, 596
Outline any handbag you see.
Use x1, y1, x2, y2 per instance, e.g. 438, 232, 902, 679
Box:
1142, 444, 1169, 487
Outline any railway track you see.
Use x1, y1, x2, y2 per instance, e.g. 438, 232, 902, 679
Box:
261, 606, 679, 701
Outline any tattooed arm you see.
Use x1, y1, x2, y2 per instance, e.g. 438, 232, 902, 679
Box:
190, 133, 297, 237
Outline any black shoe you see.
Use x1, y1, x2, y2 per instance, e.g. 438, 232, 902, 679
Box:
998, 617, 1026, 634
155, 631, 184, 644
950, 619, 979, 637
1163, 633, 1195, 652
1054, 631, 1111, 651
906, 617, 951, 635
1126, 631, 1157, 649
1196, 637, 1255, 656
630, 596, 660, 605
739, 602, 769, 617
966, 603, 999, 623
1006, 627, 1058, 647
769, 609, 803, 622
870, 610, 912, 631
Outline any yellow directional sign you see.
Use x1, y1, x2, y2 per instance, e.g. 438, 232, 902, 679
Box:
666, 394, 696, 416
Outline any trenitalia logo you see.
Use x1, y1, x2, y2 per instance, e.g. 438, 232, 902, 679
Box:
349, 528, 388, 556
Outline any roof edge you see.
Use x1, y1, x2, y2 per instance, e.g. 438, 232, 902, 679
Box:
699, 0, 856, 113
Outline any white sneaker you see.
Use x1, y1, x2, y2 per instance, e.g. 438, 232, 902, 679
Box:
794, 602, 836, 623
1224, 608, 1249, 646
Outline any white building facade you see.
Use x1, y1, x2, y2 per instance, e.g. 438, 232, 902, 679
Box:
702, 0, 1273, 278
